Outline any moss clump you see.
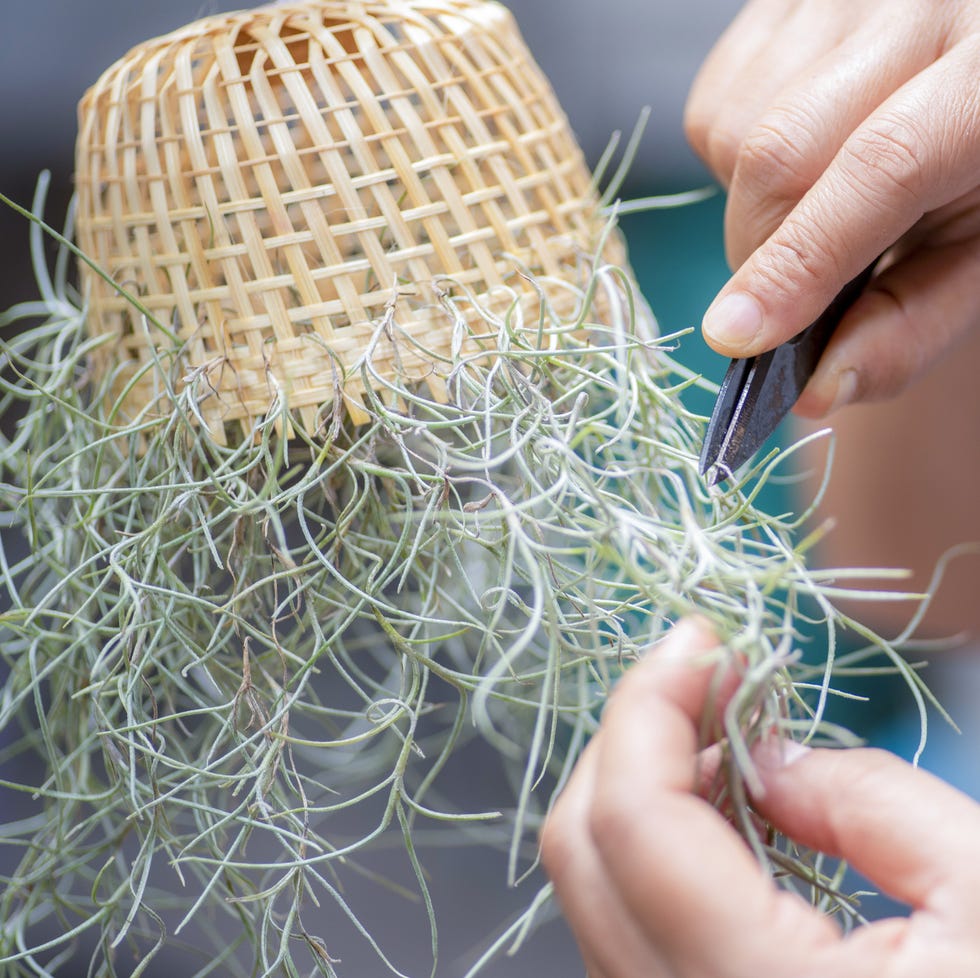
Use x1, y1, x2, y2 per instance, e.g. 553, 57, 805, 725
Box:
0, 197, 926, 977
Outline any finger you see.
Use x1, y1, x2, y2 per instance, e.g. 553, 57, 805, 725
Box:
701, 35, 980, 358
795, 234, 980, 415
588, 619, 837, 975
685, 0, 851, 186
753, 742, 980, 911
722, 17, 942, 268
541, 738, 671, 977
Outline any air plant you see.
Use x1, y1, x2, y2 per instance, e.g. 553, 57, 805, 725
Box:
0, 2, 934, 976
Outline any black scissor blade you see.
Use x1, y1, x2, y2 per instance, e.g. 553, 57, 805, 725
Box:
698, 261, 878, 485
698, 340, 810, 485
697, 355, 753, 481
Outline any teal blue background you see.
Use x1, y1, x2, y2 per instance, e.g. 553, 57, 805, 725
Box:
621, 199, 980, 924
620, 194, 795, 515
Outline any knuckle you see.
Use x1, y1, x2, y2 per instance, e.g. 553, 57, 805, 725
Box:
540, 799, 576, 875
706, 126, 741, 186
587, 791, 632, 852
737, 109, 820, 203
683, 86, 741, 184
841, 113, 927, 207
682, 99, 710, 157
756, 225, 845, 300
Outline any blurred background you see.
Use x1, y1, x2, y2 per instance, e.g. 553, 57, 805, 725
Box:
0, 0, 738, 313
2, 0, 979, 974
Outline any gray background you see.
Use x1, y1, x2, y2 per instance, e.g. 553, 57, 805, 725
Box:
0, 0, 743, 310
0, 0, 741, 179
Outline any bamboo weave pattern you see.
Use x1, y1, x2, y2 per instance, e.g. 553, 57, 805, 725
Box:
75, 0, 627, 437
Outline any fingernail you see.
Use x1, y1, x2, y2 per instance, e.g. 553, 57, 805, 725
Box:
755, 738, 812, 769
826, 368, 858, 414
703, 292, 764, 352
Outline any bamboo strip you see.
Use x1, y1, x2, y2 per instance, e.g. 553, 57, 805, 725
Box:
75, 0, 629, 439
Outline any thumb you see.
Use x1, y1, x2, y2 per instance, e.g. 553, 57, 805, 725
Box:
750, 743, 980, 909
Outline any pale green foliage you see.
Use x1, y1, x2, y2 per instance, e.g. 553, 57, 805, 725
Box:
0, 188, 928, 977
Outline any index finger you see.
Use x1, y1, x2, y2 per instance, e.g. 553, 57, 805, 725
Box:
588, 618, 837, 976
701, 37, 980, 358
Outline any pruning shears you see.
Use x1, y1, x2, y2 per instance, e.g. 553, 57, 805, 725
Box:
698, 261, 878, 486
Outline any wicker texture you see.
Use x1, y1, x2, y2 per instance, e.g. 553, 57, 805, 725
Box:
75, 0, 626, 436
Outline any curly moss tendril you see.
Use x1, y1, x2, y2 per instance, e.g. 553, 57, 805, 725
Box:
0, 193, 936, 977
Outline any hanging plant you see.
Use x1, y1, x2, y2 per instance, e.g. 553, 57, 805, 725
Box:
0, 2, 933, 976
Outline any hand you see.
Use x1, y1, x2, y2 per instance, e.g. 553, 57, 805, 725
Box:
684, 0, 980, 416
540, 618, 980, 977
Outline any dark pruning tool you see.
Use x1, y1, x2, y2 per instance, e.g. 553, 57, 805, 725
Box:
698, 260, 878, 486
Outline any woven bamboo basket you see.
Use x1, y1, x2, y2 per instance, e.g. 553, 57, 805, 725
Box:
74, 0, 631, 438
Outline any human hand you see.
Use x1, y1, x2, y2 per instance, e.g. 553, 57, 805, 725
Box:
684, 0, 980, 416
541, 618, 980, 977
